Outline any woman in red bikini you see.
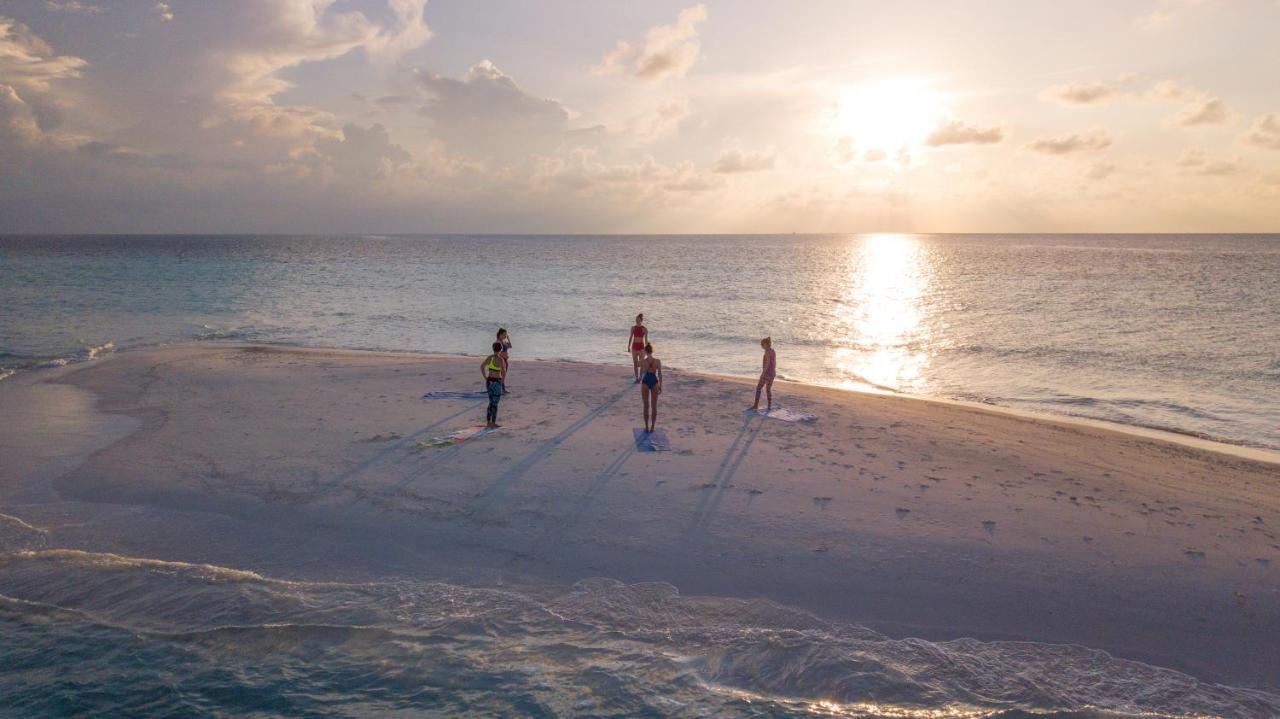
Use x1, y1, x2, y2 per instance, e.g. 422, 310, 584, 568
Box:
627, 313, 648, 383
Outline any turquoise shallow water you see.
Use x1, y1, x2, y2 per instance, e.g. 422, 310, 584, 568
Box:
3, 234, 1280, 717
2, 233, 1276, 449
3, 550, 1279, 719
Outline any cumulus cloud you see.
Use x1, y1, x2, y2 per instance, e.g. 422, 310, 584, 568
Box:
153, 2, 174, 22
1086, 163, 1116, 180
594, 5, 707, 81
0, 83, 42, 143
1177, 149, 1243, 176
1041, 79, 1128, 107
1135, 0, 1212, 30
533, 152, 720, 197
713, 148, 775, 173
45, 1, 101, 14
416, 60, 571, 158
0, 17, 87, 144
626, 96, 689, 141
1026, 129, 1112, 156
0, 17, 88, 93
1149, 81, 1230, 127
1172, 96, 1228, 126
311, 122, 413, 178
924, 119, 1004, 147
1243, 113, 1280, 150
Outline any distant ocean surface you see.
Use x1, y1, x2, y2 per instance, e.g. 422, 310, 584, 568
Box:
1, 233, 1277, 450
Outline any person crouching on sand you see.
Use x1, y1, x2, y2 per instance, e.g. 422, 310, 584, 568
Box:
628, 313, 649, 383
639, 343, 663, 433
496, 327, 512, 393
752, 337, 776, 412
481, 341, 507, 428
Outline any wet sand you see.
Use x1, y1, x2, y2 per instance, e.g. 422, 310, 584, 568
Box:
1, 343, 1277, 689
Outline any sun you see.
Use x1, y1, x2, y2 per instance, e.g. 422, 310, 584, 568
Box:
833, 78, 945, 156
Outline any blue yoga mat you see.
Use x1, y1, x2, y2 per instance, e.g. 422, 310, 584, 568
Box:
422, 391, 488, 399
633, 428, 671, 452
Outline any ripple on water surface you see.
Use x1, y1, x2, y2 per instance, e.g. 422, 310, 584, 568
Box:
1, 549, 1277, 718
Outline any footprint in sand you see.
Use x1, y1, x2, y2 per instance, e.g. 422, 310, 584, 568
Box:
812, 497, 832, 509
982, 520, 997, 534
1184, 549, 1206, 562
895, 508, 910, 519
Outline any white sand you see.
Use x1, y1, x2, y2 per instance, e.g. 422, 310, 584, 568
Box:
1, 343, 1277, 689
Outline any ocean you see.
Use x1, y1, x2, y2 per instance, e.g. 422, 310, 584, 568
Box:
3, 233, 1280, 717
2, 233, 1277, 450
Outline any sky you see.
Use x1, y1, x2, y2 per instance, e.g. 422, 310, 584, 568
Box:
1, 0, 1278, 234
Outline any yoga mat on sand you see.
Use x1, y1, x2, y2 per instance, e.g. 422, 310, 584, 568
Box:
415, 425, 498, 449
422, 391, 489, 399
633, 428, 671, 452
749, 408, 817, 422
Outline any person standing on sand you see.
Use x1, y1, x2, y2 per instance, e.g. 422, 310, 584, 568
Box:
751, 337, 776, 412
628, 314, 649, 383
496, 328, 512, 393
639, 343, 663, 433
481, 341, 507, 428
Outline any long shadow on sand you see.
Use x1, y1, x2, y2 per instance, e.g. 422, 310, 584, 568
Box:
687, 412, 765, 539
310, 402, 483, 504
531, 444, 636, 554
470, 384, 633, 514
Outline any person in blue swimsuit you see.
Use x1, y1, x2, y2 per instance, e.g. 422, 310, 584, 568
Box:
480, 341, 507, 428
639, 343, 663, 433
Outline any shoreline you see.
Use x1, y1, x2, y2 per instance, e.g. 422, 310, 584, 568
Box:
2, 342, 1279, 691
6, 338, 1279, 466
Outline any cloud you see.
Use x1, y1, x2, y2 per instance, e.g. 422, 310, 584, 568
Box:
1243, 113, 1280, 150
1026, 129, 1112, 156
713, 148, 775, 173
0, 83, 42, 143
311, 122, 413, 178
626, 96, 689, 141
1149, 81, 1230, 127
0, 17, 88, 145
1177, 149, 1243, 176
1041, 80, 1127, 107
153, 2, 174, 22
1172, 96, 1228, 126
45, 1, 101, 14
594, 5, 707, 81
533, 152, 721, 197
1086, 163, 1116, 180
416, 60, 571, 158
924, 118, 1004, 147
0, 17, 88, 93
1135, 0, 1212, 30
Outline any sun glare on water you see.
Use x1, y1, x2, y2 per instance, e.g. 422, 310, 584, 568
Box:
834, 78, 945, 155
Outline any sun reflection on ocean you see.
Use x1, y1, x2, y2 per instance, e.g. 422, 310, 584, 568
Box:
834, 233, 931, 392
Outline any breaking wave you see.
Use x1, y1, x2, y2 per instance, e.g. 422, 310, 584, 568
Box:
1, 549, 1276, 718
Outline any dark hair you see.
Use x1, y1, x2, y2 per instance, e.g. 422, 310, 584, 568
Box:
497, 328, 507, 338
636, 313, 644, 324
644, 343, 653, 354
492, 341, 503, 352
